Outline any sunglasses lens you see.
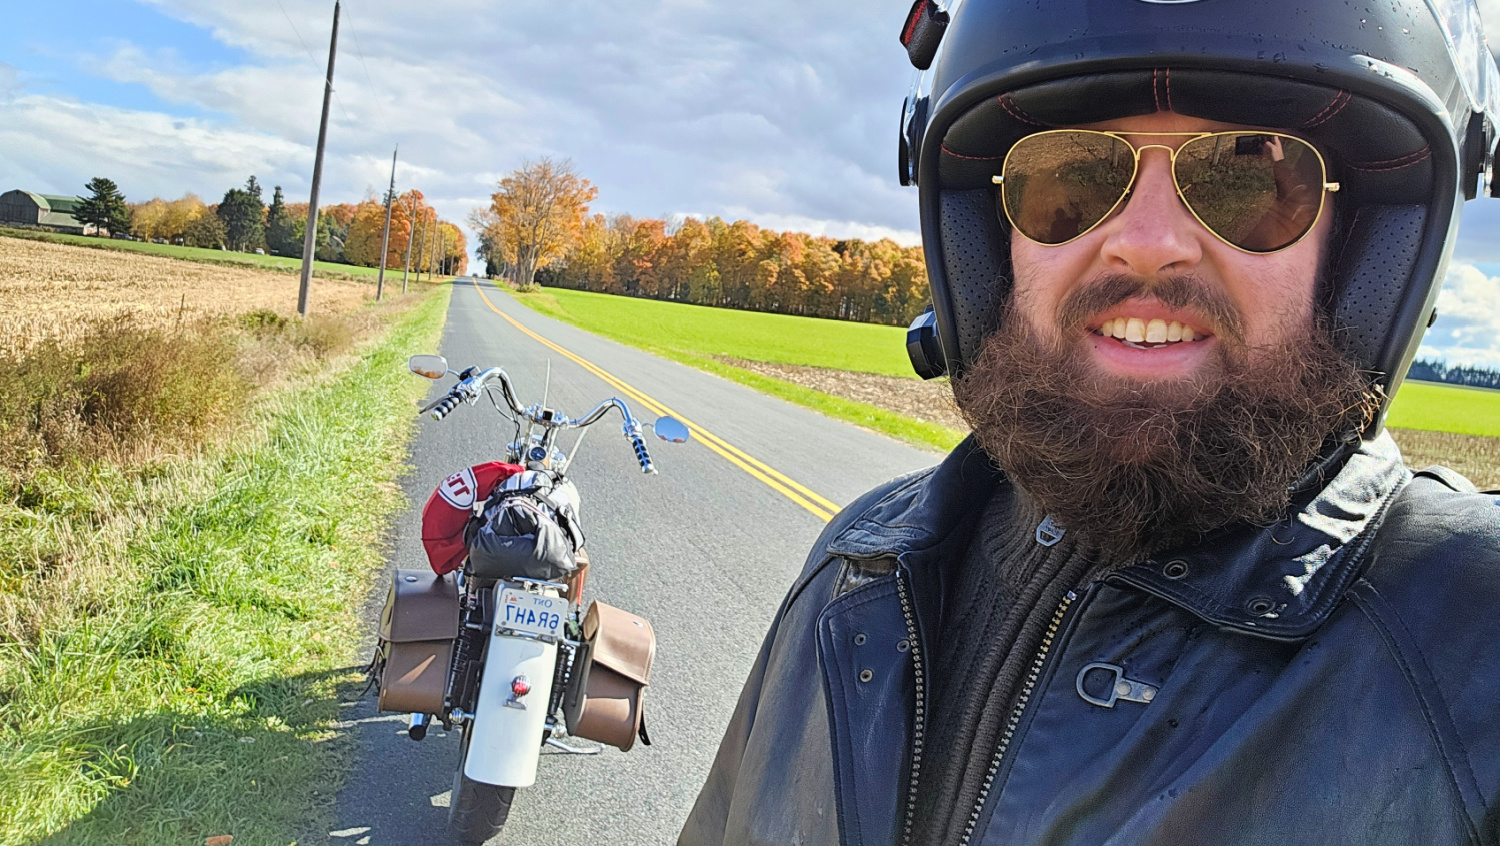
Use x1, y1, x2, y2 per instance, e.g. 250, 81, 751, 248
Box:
1002, 131, 1135, 245
1175, 133, 1326, 252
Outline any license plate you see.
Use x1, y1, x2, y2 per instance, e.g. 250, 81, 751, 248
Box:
497, 589, 567, 638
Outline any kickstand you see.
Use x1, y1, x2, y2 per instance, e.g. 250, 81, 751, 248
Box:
545, 736, 602, 755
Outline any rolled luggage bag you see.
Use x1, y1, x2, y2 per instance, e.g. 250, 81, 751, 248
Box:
563, 601, 655, 751
375, 569, 459, 714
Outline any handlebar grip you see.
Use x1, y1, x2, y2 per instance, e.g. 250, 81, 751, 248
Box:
430, 395, 462, 421
630, 432, 656, 474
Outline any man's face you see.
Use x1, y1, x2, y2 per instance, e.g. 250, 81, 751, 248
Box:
1007, 110, 1332, 384
954, 110, 1374, 560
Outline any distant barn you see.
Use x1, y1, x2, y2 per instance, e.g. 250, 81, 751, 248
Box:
0, 190, 92, 235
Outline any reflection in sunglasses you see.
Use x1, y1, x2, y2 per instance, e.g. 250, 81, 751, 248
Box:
997, 130, 1336, 253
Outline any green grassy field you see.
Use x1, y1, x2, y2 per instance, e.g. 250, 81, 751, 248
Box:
524, 286, 913, 377
0, 287, 449, 844
1387, 380, 1500, 437
511, 286, 956, 449
516, 286, 1498, 440
0, 226, 401, 282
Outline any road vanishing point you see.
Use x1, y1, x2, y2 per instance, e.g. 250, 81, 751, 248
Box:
333, 278, 938, 844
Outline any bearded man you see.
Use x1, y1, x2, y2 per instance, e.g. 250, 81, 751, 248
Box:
681, 2, 1500, 845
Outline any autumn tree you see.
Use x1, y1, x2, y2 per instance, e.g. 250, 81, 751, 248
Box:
480, 158, 597, 289
342, 200, 391, 268
129, 194, 209, 243
540, 211, 930, 327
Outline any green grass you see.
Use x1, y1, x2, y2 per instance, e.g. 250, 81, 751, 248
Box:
518, 286, 1498, 443
1387, 380, 1500, 437
510, 286, 963, 451
0, 285, 450, 845
0, 226, 402, 282
527, 286, 916, 377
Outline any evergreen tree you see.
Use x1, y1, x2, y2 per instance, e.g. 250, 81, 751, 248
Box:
74, 177, 132, 236
265, 186, 298, 256
217, 176, 266, 252
183, 211, 228, 249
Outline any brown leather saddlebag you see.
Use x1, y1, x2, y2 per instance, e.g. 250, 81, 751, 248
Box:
563, 601, 655, 751
375, 569, 459, 714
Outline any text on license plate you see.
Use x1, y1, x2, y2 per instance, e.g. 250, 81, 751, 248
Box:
498, 589, 566, 637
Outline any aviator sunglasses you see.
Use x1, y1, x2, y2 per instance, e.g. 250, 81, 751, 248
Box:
992, 130, 1340, 253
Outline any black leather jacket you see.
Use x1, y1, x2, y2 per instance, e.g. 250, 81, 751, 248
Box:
680, 434, 1500, 846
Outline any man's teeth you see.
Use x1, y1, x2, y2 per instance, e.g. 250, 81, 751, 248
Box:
1099, 318, 1197, 344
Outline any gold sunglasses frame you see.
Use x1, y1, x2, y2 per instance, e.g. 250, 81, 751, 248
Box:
991, 129, 1341, 254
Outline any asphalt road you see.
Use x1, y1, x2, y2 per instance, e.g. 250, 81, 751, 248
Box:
331, 279, 940, 845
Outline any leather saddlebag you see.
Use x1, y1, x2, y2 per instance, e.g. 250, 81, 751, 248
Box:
375, 568, 459, 714
563, 601, 655, 751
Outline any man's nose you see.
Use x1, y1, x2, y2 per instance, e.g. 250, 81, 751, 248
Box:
1097, 148, 1204, 276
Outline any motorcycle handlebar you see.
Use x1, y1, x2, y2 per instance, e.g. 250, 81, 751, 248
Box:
626, 425, 655, 474
429, 395, 463, 421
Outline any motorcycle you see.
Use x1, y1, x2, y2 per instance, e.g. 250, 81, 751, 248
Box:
374, 353, 689, 844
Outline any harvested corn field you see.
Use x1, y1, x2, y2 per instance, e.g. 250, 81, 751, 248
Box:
0, 235, 370, 356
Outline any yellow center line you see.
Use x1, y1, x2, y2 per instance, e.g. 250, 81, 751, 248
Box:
468, 277, 840, 523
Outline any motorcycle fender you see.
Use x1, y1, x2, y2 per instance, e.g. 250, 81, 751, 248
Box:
463, 630, 557, 787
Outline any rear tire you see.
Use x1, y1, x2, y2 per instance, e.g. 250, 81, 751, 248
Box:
448, 726, 516, 845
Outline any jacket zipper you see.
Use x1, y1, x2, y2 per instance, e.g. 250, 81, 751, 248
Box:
896, 571, 927, 846
957, 589, 1077, 846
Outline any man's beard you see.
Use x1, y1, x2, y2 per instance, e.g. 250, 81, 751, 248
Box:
952, 274, 1379, 562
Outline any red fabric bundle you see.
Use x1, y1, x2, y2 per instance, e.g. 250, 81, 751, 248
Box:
420, 461, 523, 575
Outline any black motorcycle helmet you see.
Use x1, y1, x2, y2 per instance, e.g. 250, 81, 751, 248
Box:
899, 0, 1500, 431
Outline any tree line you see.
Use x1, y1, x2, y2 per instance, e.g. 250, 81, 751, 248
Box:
1408, 359, 1500, 389
69, 176, 467, 274
471, 159, 930, 327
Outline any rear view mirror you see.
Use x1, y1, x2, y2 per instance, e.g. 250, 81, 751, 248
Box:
652, 416, 690, 443
408, 354, 449, 380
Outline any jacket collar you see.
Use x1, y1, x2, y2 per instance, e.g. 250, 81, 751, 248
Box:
826, 433, 1410, 641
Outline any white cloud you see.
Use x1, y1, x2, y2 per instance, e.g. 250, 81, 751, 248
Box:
1420, 261, 1500, 368
3, 0, 920, 257
0, 94, 307, 201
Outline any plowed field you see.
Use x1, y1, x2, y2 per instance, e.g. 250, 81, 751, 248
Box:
0, 235, 369, 355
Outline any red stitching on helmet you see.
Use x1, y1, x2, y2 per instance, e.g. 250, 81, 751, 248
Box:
901, 0, 927, 46
940, 144, 1004, 161
1153, 69, 1162, 112
1301, 91, 1352, 129
998, 95, 1047, 127
1348, 146, 1431, 172
1165, 68, 1174, 112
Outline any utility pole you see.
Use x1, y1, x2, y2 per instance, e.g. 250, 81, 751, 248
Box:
401, 193, 417, 294
375, 145, 397, 301
427, 213, 439, 280
412, 208, 428, 286
297, 0, 340, 317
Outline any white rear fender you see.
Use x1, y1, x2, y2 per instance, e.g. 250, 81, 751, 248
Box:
463, 630, 557, 787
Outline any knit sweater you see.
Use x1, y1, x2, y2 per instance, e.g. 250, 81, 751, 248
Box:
910, 483, 1111, 846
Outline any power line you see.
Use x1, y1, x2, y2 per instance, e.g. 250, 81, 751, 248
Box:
274, 0, 357, 126
340, 1, 395, 137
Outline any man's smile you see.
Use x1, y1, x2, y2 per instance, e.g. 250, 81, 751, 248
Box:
1077, 297, 1218, 378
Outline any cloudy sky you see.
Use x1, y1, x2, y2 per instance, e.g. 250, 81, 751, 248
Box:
2, 0, 1499, 367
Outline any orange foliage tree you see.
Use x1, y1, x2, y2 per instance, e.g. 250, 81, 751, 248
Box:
541, 213, 930, 327
475, 158, 597, 287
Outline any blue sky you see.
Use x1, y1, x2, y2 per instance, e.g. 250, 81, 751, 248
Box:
2, 0, 1499, 367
